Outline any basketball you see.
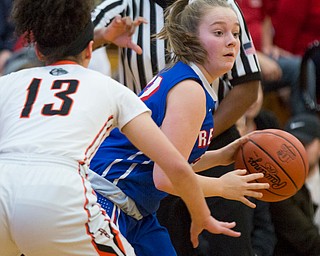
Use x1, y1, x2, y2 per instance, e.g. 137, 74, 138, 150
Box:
235, 129, 309, 202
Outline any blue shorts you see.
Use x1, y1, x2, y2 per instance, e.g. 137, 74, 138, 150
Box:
96, 192, 177, 256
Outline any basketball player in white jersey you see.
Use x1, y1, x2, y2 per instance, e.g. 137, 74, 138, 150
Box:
0, 0, 244, 255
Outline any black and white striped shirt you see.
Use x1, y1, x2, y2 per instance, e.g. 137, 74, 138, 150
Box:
92, 0, 261, 95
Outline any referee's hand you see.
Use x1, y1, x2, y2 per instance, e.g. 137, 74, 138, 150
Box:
104, 15, 148, 54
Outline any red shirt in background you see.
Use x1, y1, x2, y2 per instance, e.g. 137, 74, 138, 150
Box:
272, 0, 320, 56
236, 0, 276, 51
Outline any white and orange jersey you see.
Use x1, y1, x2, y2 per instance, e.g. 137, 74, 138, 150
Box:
0, 61, 149, 166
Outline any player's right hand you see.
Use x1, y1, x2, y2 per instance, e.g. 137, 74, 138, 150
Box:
190, 216, 240, 248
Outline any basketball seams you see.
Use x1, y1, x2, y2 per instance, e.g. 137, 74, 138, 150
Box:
238, 145, 290, 201
248, 138, 299, 190
235, 129, 308, 202
252, 130, 308, 179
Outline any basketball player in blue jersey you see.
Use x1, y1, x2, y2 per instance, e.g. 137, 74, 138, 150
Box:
89, 0, 269, 255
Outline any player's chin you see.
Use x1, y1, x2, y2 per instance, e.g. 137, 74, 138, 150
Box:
220, 63, 235, 73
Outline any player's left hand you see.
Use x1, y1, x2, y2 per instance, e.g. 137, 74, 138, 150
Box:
190, 216, 240, 248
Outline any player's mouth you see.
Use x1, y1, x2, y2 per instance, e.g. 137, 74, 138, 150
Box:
223, 52, 235, 57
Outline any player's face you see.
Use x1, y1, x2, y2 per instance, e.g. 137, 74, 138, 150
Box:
198, 7, 240, 81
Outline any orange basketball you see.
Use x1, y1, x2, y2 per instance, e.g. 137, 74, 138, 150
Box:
235, 129, 309, 202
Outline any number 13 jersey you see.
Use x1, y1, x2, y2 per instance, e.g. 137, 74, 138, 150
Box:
0, 61, 150, 166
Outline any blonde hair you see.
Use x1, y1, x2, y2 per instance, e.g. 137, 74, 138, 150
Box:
157, 0, 234, 65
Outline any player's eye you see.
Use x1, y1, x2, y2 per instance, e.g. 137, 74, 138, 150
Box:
214, 31, 223, 36
233, 31, 240, 39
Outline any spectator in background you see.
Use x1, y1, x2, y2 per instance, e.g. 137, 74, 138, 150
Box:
265, 0, 320, 115
0, 0, 17, 75
271, 0, 320, 56
236, 0, 303, 116
2, 46, 43, 75
270, 113, 320, 256
305, 149, 320, 233
0, 0, 45, 76
236, 84, 278, 256
236, 0, 281, 81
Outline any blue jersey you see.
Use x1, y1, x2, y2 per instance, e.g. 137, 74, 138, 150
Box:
90, 61, 216, 216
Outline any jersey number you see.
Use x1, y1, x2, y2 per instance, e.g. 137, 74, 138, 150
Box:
21, 78, 79, 118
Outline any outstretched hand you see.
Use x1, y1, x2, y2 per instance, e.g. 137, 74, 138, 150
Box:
190, 216, 240, 248
219, 169, 270, 208
100, 15, 148, 54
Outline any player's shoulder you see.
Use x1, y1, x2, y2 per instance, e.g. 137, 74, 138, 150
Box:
0, 67, 41, 96
161, 62, 197, 78
0, 66, 40, 81
86, 68, 134, 93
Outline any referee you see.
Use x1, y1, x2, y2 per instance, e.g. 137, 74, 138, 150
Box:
92, 0, 262, 255
92, 0, 168, 94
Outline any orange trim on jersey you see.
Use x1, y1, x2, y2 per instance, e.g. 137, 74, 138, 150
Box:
92, 243, 121, 256
82, 115, 114, 164
50, 60, 78, 66
79, 165, 128, 255
110, 226, 126, 253
78, 165, 99, 253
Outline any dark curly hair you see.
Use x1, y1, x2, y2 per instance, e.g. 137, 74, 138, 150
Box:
11, 0, 94, 63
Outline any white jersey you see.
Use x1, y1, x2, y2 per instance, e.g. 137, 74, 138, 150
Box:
0, 61, 149, 166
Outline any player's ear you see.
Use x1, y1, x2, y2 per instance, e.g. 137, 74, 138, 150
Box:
34, 43, 45, 61
84, 41, 93, 61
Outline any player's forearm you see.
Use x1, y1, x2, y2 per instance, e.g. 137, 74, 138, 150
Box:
124, 114, 211, 222
167, 163, 211, 221
154, 164, 223, 198
192, 151, 222, 172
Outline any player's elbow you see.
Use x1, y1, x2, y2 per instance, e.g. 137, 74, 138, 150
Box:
153, 167, 174, 194
154, 175, 171, 193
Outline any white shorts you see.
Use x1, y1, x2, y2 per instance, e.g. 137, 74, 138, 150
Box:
0, 154, 135, 256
